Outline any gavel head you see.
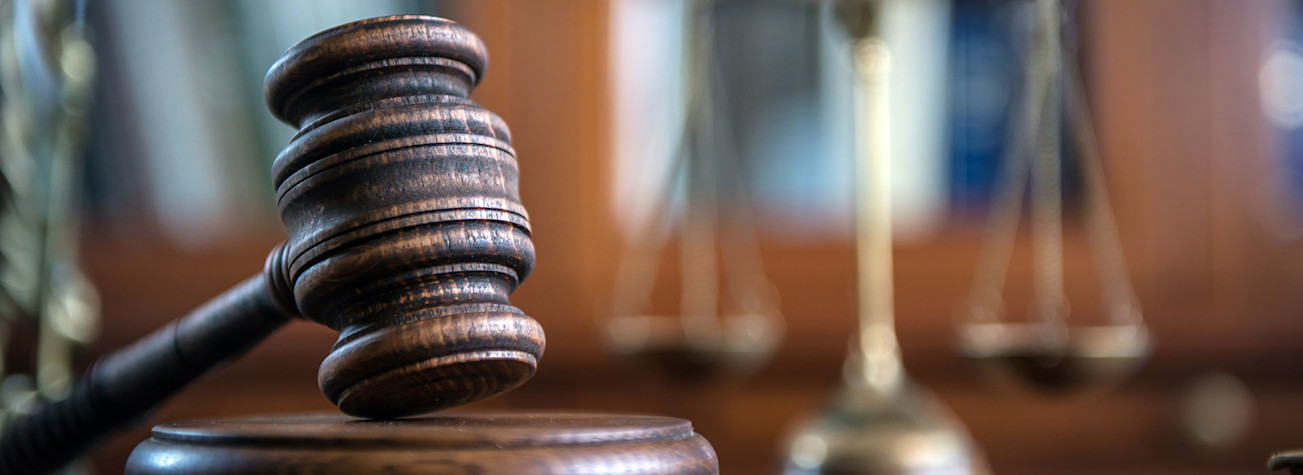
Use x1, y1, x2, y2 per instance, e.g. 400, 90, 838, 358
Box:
262, 15, 543, 419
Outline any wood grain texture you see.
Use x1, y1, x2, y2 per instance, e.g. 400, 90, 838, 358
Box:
263, 15, 543, 419
125, 412, 719, 474
0, 14, 543, 474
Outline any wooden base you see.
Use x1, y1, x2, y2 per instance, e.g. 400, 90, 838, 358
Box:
125, 411, 718, 474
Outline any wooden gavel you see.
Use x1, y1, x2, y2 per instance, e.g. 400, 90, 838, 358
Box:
0, 16, 544, 474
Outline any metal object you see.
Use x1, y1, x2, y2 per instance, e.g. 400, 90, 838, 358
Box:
956, 0, 1150, 394
0, 0, 99, 417
1273, 451, 1303, 474
784, 2, 986, 473
605, 0, 783, 381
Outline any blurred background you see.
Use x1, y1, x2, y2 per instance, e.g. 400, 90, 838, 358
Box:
5, 0, 1303, 473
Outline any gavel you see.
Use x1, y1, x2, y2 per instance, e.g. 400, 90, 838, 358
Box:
0, 15, 544, 474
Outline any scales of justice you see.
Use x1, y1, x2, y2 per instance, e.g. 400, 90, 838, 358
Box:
0, 0, 1196, 473
782, 0, 1150, 473
600, 0, 1150, 472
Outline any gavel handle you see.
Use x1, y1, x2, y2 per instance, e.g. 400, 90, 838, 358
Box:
0, 273, 294, 475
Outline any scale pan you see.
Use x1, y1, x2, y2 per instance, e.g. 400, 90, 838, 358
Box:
958, 322, 1150, 394
606, 314, 781, 382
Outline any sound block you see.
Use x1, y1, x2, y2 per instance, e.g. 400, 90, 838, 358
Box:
126, 411, 719, 474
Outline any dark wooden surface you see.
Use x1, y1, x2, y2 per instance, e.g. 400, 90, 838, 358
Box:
125, 412, 718, 474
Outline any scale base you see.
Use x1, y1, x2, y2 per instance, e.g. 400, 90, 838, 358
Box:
784, 382, 989, 475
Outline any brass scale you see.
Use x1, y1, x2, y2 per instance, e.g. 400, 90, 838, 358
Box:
603, 0, 1149, 473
